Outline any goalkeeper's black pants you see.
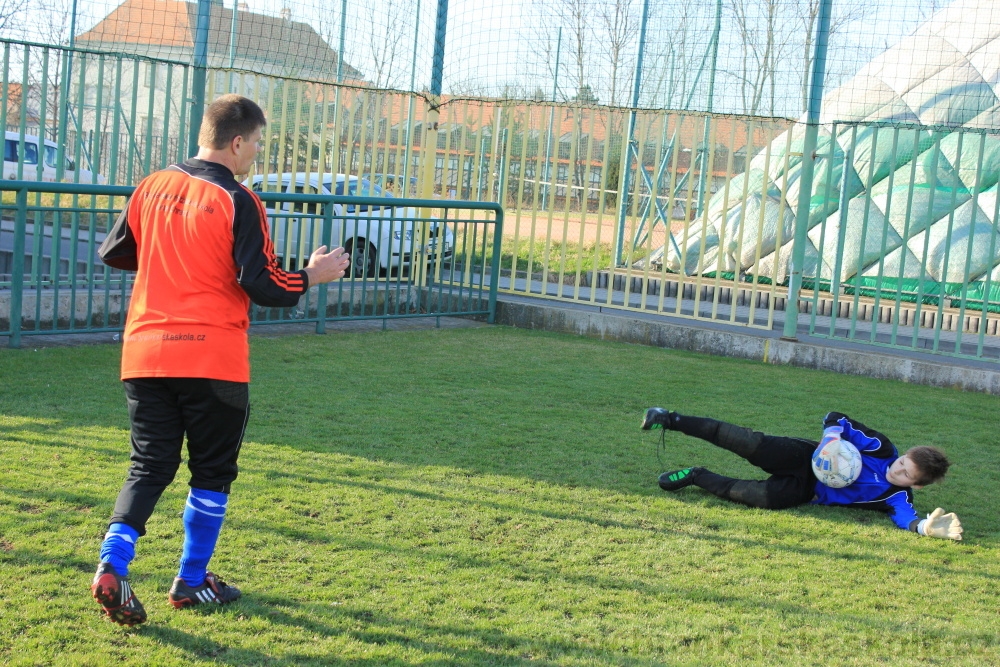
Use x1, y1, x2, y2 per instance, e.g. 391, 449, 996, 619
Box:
673, 415, 819, 510
109, 378, 250, 536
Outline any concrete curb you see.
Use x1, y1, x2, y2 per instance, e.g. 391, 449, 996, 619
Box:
493, 298, 1000, 395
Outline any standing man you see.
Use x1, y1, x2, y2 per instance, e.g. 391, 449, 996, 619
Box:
92, 94, 350, 626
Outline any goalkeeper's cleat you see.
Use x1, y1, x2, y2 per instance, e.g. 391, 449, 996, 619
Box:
168, 572, 242, 609
642, 407, 678, 431
91, 562, 147, 626
658, 467, 705, 491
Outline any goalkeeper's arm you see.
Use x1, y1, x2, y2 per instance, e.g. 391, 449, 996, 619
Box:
917, 507, 963, 540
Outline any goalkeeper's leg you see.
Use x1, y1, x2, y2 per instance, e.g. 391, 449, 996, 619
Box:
670, 415, 814, 475
689, 471, 814, 510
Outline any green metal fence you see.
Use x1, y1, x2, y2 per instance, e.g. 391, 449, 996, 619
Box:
796, 122, 1000, 359
493, 120, 1000, 363
4, 29, 1000, 363
1, 181, 502, 348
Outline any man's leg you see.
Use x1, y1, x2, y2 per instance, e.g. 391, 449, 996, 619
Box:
107, 380, 186, 541
168, 379, 248, 608
94, 378, 185, 625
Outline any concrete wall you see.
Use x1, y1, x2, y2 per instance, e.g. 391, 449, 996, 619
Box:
493, 298, 1000, 395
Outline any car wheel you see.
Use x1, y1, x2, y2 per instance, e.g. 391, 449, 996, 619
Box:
346, 239, 377, 278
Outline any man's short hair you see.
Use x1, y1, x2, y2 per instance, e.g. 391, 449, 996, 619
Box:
907, 446, 950, 485
197, 94, 266, 150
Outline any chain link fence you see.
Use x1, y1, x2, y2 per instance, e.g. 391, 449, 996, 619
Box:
2, 0, 1000, 359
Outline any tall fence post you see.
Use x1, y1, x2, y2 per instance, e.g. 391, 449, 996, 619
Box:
615, 0, 650, 267
401, 0, 421, 195
782, 0, 833, 341
228, 0, 239, 92
487, 209, 504, 324
55, 0, 79, 182
8, 187, 27, 348
315, 196, 334, 333
417, 0, 449, 289
540, 27, 561, 212
187, 0, 212, 157
696, 0, 723, 214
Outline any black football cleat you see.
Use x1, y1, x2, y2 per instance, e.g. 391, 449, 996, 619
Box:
92, 562, 147, 626
641, 407, 678, 431
658, 467, 705, 491
168, 572, 242, 609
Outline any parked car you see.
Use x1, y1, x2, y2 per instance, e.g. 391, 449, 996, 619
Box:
247, 172, 453, 277
373, 173, 420, 197
3, 131, 106, 183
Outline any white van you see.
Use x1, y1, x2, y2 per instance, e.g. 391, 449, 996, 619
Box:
248, 172, 453, 278
3, 131, 106, 183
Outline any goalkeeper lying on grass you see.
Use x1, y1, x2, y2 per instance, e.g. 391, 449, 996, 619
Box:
643, 409, 962, 540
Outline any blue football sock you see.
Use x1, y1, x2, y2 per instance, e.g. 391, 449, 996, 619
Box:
100, 523, 140, 577
177, 488, 229, 587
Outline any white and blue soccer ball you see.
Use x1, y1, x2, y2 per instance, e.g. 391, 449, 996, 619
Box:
811, 438, 862, 488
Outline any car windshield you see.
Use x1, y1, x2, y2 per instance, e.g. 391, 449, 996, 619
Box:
330, 179, 385, 212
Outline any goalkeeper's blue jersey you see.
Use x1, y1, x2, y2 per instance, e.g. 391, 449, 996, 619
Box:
810, 413, 920, 531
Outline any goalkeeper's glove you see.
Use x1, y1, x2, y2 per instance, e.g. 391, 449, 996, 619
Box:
918, 507, 963, 540
820, 425, 843, 444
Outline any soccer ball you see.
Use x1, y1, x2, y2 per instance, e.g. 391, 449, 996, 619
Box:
811, 438, 862, 488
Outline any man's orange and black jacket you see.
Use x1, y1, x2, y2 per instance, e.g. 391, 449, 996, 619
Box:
99, 158, 308, 383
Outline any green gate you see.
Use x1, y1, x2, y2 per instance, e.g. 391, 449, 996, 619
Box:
1, 181, 503, 347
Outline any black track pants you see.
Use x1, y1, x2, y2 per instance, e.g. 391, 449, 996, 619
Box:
109, 378, 249, 535
674, 415, 818, 510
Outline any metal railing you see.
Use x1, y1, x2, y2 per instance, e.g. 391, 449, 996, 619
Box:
495, 120, 1000, 362
797, 122, 1000, 359
1, 181, 503, 347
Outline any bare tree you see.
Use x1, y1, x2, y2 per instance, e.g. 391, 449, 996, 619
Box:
523, 0, 592, 103
318, 0, 413, 89
728, 0, 794, 116
595, 0, 642, 108
17, 0, 72, 133
0, 0, 26, 38
797, 0, 869, 115
722, 0, 873, 117
359, 0, 411, 89
641, 1, 698, 110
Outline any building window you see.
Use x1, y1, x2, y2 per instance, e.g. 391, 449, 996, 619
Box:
214, 70, 228, 93
144, 62, 168, 91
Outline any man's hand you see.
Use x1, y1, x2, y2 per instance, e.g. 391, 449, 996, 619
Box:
920, 507, 963, 540
303, 245, 350, 285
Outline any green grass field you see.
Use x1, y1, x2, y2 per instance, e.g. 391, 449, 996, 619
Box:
1, 326, 998, 666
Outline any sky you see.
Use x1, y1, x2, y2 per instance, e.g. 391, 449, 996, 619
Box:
11, 0, 960, 116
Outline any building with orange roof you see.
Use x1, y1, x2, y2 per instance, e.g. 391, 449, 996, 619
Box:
76, 0, 362, 83
2, 83, 42, 130
61, 0, 365, 181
